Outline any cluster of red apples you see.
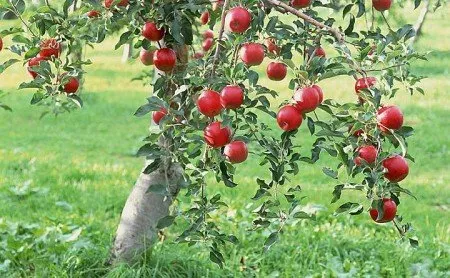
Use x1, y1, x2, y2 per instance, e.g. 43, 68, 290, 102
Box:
354, 77, 409, 223
26, 39, 80, 95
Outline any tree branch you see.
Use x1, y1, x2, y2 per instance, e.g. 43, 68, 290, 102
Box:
210, 0, 231, 77
264, 0, 344, 43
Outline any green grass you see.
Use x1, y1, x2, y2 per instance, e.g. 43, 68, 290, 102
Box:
1, 9, 450, 277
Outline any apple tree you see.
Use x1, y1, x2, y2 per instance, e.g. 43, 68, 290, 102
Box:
0, 0, 428, 265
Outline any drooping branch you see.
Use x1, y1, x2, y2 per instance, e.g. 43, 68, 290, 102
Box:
210, 0, 231, 76
264, 0, 344, 43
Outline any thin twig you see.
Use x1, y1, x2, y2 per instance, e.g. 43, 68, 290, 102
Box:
365, 63, 407, 72
265, 0, 344, 43
380, 12, 393, 32
210, 0, 231, 77
7, 0, 37, 37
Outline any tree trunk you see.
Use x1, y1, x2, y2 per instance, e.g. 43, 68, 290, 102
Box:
121, 42, 133, 63
110, 160, 183, 262
111, 44, 189, 263
412, 0, 430, 44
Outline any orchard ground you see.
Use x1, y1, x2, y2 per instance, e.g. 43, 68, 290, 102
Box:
1, 9, 449, 278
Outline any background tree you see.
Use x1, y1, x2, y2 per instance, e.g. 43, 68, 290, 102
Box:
0, 0, 436, 266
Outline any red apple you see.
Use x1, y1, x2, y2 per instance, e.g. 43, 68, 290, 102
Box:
86, 10, 100, 18
224, 141, 248, 163
377, 105, 403, 132
204, 121, 232, 148
63, 77, 79, 94
266, 62, 287, 81
265, 38, 280, 55
239, 43, 264, 66
39, 38, 60, 59
293, 86, 320, 113
311, 84, 324, 104
291, 0, 312, 8
355, 77, 377, 94
349, 125, 364, 137
139, 49, 155, 66
142, 22, 165, 42
197, 89, 223, 117
27, 56, 46, 79
277, 105, 302, 131
104, 0, 128, 8
220, 85, 244, 109
372, 0, 392, 11
200, 11, 210, 25
225, 6, 252, 33
354, 145, 377, 166
382, 155, 409, 182
193, 52, 204, 59
152, 108, 168, 125
202, 38, 214, 52
369, 198, 397, 223
0, 36, 3, 52
203, 30, 214, 39
153, 48, 176, 72
313, 46, 326, 58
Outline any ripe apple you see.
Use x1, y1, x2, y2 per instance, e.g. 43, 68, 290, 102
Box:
355, 77, 377, 94
203, 30, 214, 39
382, 155, 409, 182
104, 0, 128, 8
63, 76, 80, 94
204, 121, 232, 148
86, 10, 100, 18
348, 125, 364, 137
354, 145, 377, 166
311, 84, 324, 104
220, 85, 244, 109
0, 36, 3, 52
377, 105, 403, 132
153, 48, 177, 72
372, 0, 392, 11
266, 62, 287, 81
265, 38, 280, 55
39, 38, 60, 59
197, 89, 223, 117
152, 108, 168, 125
224, 141, 248, 164
225, 6, 252, 33
139, 49, 155, 66
202, 38, 214, 52
291, 0, 312, 8
293, 86, 320, 113
200, 11, 210, 25
313, 46, 326, 58
277, 105, 302, 131
142, 22, 165, 42
239, 43, 264, 66
369, 198, 397, 223
193, 52, 204, 59
27, 56, 46, 79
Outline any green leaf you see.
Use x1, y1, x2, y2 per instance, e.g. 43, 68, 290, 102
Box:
322, 167, 338, 179
156, 215, 175, 229
143, 159, 161, 174
209, 250, 224, 268
0, 59, 19, 74
115, 31, 133, 50
263, 232, 278, 252
24, 47, 40, 59
334, 202, 363, 215
344, 15, 355, 36
30, 92, 44, 105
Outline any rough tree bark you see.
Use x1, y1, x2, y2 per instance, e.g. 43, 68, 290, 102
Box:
111, 44, 189, 263
121, 42, 133, 63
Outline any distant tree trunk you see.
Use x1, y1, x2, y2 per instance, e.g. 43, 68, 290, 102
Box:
111, 44, 189, 264
122, 42, 133, 63
412, 0, 430, 44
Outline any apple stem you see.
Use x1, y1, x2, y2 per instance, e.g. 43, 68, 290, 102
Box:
210, 0, 231, 77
